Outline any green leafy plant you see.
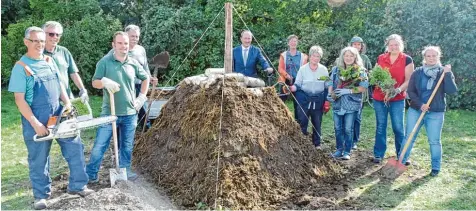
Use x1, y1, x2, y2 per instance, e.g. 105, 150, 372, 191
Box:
337, 65, 367, 89
369, 64, 396, 102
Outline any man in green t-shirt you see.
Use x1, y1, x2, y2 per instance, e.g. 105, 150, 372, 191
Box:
86, 32, 150, 182
42, 21, 88, 102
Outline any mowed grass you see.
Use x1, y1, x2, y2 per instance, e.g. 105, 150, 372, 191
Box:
2, 91, 476, 210
1, 90, 103, 210
286, 99, 476, 209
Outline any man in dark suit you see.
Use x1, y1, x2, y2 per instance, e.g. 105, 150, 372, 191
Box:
233, 30, 273, 77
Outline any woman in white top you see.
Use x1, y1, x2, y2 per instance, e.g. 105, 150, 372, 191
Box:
290, 46, 329, 149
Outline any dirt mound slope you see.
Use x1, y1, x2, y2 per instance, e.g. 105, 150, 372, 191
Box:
134, 73, 344, 209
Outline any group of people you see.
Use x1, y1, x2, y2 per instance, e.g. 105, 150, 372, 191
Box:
8, 22, 154, 210
10, 22, 458, 210
232, 32, 458, 175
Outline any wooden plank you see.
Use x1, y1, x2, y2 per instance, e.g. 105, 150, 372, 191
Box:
224, 2, 233, 73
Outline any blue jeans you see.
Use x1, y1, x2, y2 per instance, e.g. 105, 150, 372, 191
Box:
373, 100, 405, 158
22, 104, 88, 200
86, 114, 138, 180
333, 112, 357, 154
400, 108, 444, 170
353, 107, 363, 144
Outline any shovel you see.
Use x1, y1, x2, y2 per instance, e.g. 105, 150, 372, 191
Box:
142, 51, 170, 133
383, 71, 447, 177
108, 90, 128, 186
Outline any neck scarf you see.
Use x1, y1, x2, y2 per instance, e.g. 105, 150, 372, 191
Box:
423, 64, 442, 89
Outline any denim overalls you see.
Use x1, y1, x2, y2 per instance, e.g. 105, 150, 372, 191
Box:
19, 57, 88, 200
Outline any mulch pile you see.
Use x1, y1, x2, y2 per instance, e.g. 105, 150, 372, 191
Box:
133, 73, 345, 209
47, 181, 155, 210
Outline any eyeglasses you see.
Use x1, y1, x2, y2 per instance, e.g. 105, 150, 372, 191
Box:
27, 39, 45, 44
47, 32, 62, 37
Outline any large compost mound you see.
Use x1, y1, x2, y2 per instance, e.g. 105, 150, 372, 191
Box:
133, 73, 344, 209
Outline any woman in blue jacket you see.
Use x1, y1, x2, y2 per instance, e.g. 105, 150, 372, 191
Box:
327, 47, 369, 160
399, 46, 458, 176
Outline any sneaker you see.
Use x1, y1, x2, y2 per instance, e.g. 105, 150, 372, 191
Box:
67, 187, 95, 197
332, 151, 343, 158
88, 178, 99, 184
315, 145, 322, 150
34, 199, 47, 210
404, 160, 411, 166
127, 170, 139, 181
430, 169, 440, 177
372, 157, 382, 164
342, 153, 351, 160
352, 143, 357, 150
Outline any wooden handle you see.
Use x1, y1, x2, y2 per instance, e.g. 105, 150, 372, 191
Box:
109, 90, 120, 169
398, 72, 446, 161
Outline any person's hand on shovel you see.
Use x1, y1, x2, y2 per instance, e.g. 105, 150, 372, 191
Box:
150, 76, 159, 86
421, 104, 430, 112
101, 77, 120, 94
443, 64, 452, 73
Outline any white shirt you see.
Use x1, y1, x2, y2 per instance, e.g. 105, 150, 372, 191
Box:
242, 46, 249, 64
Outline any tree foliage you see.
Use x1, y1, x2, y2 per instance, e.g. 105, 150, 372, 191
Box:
1, 0, 121, 95
2, 0, 475, 109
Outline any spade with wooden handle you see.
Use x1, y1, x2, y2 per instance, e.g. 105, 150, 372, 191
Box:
142, 51, 170, 133
383, 71, 447, 177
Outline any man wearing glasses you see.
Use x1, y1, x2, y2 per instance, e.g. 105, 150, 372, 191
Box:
8, 26, 94, 210
42, 21, 88, 103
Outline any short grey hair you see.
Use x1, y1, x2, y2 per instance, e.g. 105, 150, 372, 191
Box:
24, 26, 45, 39
42, 21, 63, 33
241, 30, 253, 38
125, 24, 140, 35
385, 34, 405, 52
287, 34, 298, 42
336, 46, 364, 69
422, 46, 442, 65
308, 45, 323, 58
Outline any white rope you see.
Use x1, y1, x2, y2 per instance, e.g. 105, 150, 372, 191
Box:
214, 75, 226, 210
232, 5, 324, 141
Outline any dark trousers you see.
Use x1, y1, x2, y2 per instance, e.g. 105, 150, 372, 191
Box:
295, 90, 325, 147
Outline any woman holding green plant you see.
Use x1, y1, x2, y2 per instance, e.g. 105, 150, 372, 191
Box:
290, 45, 329, 149
399, 46, 457, 176
327, 47, 369, 160
372, 34, 414, 164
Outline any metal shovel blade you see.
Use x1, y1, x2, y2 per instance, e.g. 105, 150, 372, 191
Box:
109, 167, 127, 187
382, 157, 407, 178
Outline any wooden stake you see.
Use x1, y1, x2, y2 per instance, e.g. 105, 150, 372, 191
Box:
224, 2, 233, 73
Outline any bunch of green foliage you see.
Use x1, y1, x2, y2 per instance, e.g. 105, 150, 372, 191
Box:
339, 65, 361, 82
318, 76, 330, 81
369, 64, 396, 101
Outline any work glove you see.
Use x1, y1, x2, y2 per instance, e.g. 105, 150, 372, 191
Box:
334, 88, 352, 97
79, 88, 89, 103
134, 93, 147, 111
326, 93, 335, 102
101, 77, 120, 94
64, 103, 73, 114
323, 101, 331, 114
